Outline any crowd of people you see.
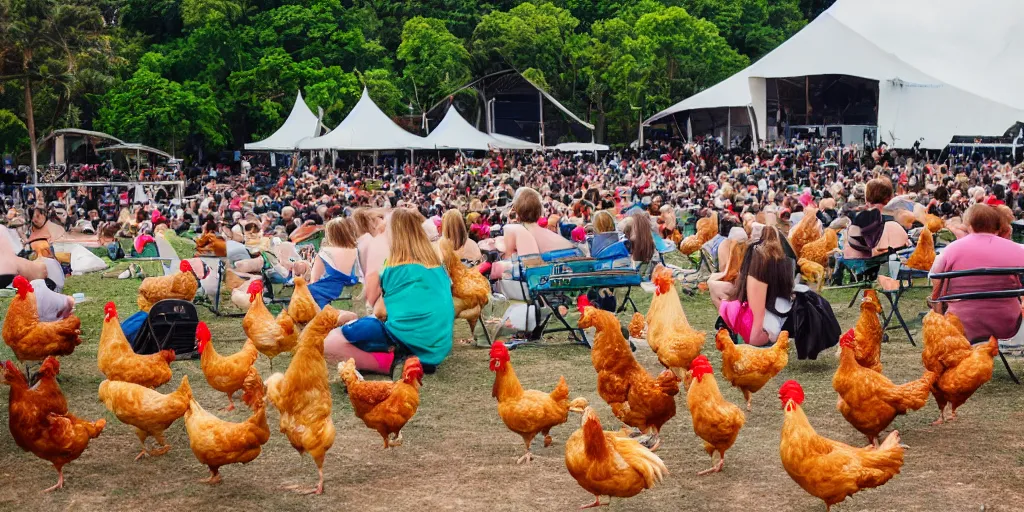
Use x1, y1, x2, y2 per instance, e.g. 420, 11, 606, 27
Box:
3, 136, 1024, 368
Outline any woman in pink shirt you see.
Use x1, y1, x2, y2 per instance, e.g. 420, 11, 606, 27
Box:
930, 203, 1024, 341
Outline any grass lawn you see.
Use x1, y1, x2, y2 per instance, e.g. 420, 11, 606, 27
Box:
1, 268, 1023, 512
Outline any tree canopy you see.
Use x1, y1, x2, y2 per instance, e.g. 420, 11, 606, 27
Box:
0, 0, 838, 162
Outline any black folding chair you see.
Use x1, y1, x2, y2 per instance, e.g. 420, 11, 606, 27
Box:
929, 267, 1024, 384
132, 299, 201, 360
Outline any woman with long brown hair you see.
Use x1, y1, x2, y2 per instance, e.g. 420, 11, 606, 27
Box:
439, 209, 481, 264
324, 208, 454, 373
718, 226, 795, 346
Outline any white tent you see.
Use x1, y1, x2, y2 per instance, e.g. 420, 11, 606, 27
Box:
645, 0, 1024, 148
298, 88, 431, 150
491, 133, 541, 151
425, 106, 500, 150
553, 142, 610, 152
245, 91, 322, 151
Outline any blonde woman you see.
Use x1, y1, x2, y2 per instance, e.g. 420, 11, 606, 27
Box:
310, 217, 359, 285
324, 209, 454, 373
439, 209, 482, 264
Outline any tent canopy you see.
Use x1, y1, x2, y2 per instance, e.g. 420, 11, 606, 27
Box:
96, 143, 172, 160
645, 0, 1024, 149
425, 106, 500, 150
245, 91, 322, 151
554, 142, 610, 152
298, 88, 431, 150
490, 133, 541, 151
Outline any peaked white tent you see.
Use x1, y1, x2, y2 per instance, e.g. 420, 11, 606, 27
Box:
425, 106, 500, 150
245, 91, 322, 151
298, 88, 431, 150
490, 133, 541, 151
645, 0, 1024, 148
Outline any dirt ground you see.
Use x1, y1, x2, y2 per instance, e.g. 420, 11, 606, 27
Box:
1, 271, 1023, 512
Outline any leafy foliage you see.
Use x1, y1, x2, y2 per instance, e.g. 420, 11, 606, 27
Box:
0, 0, 833, 161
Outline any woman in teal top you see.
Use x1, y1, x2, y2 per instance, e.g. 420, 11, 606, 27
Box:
324, 209, 454, 373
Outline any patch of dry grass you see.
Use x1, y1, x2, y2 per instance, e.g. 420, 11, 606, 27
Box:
1, 273, 1023, 512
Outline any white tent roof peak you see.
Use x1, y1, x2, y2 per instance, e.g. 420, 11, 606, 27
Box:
425, 106, 500, 150
245, 91, 322, 151
298, 87, 431, 150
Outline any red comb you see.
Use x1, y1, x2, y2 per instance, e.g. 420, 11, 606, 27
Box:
104, 302, 118, 321
839, 329, 856, 349
689, 354, 713, 381
779, 380, 805, 408
195, 321, 211, 343
179, 260, 192, 273
12, 275, 32, 298
576, 295, 592, 313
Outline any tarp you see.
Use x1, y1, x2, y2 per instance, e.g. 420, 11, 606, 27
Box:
553, 142, 610, 152
245, 91, 322, 151
70, 244, 107, 274
298, 88, 432, 150
645, 0, 1024, 149
425, 106, 500, 150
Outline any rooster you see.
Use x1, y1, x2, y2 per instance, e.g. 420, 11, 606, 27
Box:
287, 276, 320, 326
921, 311, 999, 425
488, 342, 588, 463
137, 260, 201, 312
243, 280, 298, 371
685, 355, 745, 475
564, 406, 668, 509
904, 227, 935, 271
440, 238, 491, 343
2, 276, 82, 363
642, 265, 706, 378
833, 332, 934, 447
197, 321, 259, 411
715, 329, 789, 410
265, 306, 344, 495
844, 289, 885, 372
98, 376, 193, 460
679, 212, 717, 256
3, 359, 105, 492
339, 357, 426, 449
789, 207, 822, 258
185, 367, 271, 484
779, 380, 904, 512
98, 302, 176, 388
577, 296, 678, 450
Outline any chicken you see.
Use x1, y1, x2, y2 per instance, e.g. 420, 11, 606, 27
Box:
778, 380, 904, 512
287, 276, 320, 326
915, 208, 944, 234
832, 331, 934, 447
799, 227, 839, 267
98, 302, 176, 388
788, 207, 821, 258
642, 265, 706, 378
564, 406, 668, 509
137, 260, 201, 312
98, 376, 192, 460
844, 289, 884, 372
685, 355, 745, 475
679, 211, 717, 256
904, 227, 935, 271
715, 329, 789, 410
2, 276, 82, 362
488, 342, 588, 463
242, 280, 298, 370
797, 258, 826, 290
185, 367, 271, 484
265, 306, 343, 495
3, 359, 105, 492
577, 296, 679, 450
339, 357, 426, 449
627, 312, 646, 339
920, 311, 999, 425
197, 321, 259, 411
440, 238, 490, 342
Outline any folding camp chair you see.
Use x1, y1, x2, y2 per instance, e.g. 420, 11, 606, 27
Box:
132, 299, 201, 360
831, 252, 893, 307
194, 258, 247, 317
877, 244, 945, 345
930, 267, 1024, 384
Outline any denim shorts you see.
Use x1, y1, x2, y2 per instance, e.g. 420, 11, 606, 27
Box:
341, 316, 395, 353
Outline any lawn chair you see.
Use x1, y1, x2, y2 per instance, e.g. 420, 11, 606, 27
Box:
929, 267, 1024, 384
830, 251, 894, 307
131, 299, 200, 360
874, 244, 944, 345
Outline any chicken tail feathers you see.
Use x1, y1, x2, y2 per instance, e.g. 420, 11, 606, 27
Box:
612, 435, 668, 488
550, 375, 569, 403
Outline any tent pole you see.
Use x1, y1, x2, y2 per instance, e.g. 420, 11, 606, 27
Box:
686, 115, 693, 143
538, 91, 544, 147
727, 109, 732, 149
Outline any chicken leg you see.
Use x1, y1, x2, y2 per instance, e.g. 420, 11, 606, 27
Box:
743, 390, 753, 411
222, 392, 236, 412
580, 495, 606, 509
697, 452, 726, 476
287, 453, 326, 495
199, 467, 222, 485
149, 432, 171, 456
134, 429, 151, 461
542, 428, 553, 448
42, 466, 65, 493
517, 433, 537, 464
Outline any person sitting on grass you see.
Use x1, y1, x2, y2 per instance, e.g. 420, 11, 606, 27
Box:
718, 227, 794, 346
324, 208, 454, 373
439, 209, 482, 265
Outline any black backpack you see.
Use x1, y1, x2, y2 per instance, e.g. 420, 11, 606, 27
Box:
783, 288, 840, 360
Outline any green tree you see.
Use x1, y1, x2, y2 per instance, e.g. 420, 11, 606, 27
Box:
0, 0, 110, 172
181, 0, 242, 28
397, 16, 471, 111
361, 68, 407, 117
681, 0, 805, 59
96, 61, 226, 157
0, 109, 28, 155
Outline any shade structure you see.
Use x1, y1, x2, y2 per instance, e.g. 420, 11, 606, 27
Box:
490, 133, 541, 151
245, 91, 322, 151
96, 143, 172, 160
553, 142, 610, 152
425, 106, 500, 150
298, 88, 431, 150
645, 0, 1024, 149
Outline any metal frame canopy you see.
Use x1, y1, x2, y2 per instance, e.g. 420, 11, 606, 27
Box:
298, 88, 431, 150
96, 143, 173, 160
245, 90, 324, 151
